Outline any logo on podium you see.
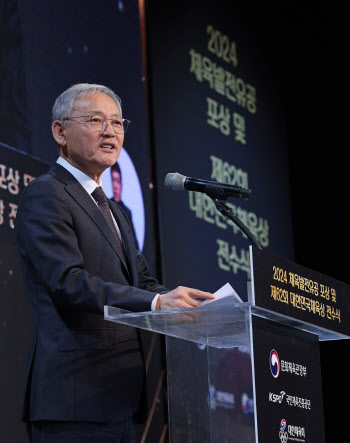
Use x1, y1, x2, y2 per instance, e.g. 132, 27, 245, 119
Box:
270, 349, 280, 378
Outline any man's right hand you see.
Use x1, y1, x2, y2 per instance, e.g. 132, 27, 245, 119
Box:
156, 286, 215, 310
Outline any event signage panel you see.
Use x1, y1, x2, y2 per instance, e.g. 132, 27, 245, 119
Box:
0, 144, 49, 441
148, 2, 294, 299
252, 315, 326, 443
0, 144, 49, 242
250, 246, 350, 336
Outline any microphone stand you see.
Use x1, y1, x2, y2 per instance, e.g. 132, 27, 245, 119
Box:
205, 183, 262, 250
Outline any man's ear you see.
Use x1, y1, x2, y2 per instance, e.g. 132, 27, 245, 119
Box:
52, 120, 67, 147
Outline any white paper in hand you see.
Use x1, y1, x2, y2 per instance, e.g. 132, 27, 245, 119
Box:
201, 282, 242, 306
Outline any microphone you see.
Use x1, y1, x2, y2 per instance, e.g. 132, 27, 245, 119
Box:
164, 172, 251, 199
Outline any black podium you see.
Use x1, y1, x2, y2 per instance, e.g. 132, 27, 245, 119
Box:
105, 247, 350, 442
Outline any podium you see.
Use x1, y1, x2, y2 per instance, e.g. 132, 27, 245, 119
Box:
105, 248, 350, 442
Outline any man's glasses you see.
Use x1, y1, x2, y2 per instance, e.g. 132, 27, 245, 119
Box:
63, 115, 131, 134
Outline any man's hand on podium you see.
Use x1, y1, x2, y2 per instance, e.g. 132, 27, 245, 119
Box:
156, 286, 215, 310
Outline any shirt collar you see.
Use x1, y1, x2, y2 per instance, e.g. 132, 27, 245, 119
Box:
56, 157, 100, 195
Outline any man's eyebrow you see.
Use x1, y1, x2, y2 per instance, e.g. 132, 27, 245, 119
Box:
85, 110, 121, 117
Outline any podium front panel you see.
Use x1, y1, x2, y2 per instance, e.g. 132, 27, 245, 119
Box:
104, 302, 345, 442
251, 316, 326, 443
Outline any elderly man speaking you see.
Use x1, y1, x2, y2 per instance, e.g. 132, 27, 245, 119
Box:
15, 83, 214, 443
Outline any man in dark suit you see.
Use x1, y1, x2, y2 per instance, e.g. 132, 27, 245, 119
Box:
15, 83, 214, 443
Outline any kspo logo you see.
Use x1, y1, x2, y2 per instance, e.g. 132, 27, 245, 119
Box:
270, 349, 280, 378
269, 391, 285, 403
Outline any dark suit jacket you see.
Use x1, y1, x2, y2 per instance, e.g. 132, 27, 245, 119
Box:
15, 163, 168, 423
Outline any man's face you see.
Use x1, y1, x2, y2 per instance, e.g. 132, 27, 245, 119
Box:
111, 170, 122, 202
58, 92, 124, 181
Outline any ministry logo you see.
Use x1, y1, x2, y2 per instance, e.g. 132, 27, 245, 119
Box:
270, 349, 280, 378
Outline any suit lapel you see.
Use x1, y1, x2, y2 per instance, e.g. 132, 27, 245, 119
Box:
109, 201, 136, 284
49, 164, 131, 279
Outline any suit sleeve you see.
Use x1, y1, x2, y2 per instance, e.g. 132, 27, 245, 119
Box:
15, 179, 167, 314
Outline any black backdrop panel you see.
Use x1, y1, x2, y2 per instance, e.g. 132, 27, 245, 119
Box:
0, 1, 167, 441
147, 2, 294, 298
14, 0, 159, 273
0, 144, 49, 442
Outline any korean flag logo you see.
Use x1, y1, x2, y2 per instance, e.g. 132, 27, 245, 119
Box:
270, 349, 280, 378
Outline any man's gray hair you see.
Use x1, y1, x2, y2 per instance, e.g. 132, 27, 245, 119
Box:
52, 83, 122, 122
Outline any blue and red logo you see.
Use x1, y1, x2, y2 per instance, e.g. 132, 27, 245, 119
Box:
279, 419, 288, 442
241, 392, 254, 414
270, 349, 280, 378
241, 393, 250, 413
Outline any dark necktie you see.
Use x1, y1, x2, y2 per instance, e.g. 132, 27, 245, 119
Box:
91, 186, 123, 249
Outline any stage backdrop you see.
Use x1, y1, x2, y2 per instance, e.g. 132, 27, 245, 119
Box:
146, 1, 294, 299
0, 1, 167, 441
0, 144, 49, 441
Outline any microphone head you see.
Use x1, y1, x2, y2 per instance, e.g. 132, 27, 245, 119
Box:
164, 172, 186, 191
